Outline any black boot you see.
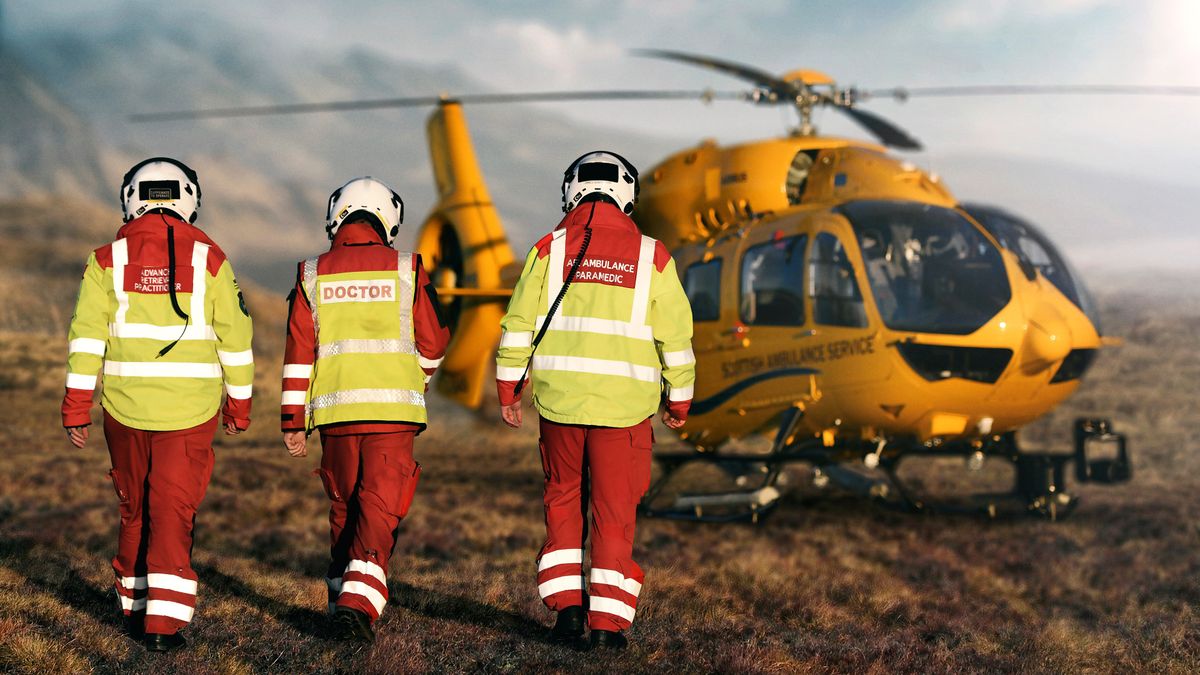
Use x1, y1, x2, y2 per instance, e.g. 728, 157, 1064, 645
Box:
590, 629, 628, 650
333, 607, 375, 643
549, 605, 586, 647
144, 631, 187, 652
124, 614, 145, 640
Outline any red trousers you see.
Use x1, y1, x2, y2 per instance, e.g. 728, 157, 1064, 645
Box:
317, 430, 420, 623
536, 417, 653, 632
103, 411, 216, 636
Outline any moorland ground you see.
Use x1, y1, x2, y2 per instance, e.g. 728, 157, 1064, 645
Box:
0, 200, 1197, 673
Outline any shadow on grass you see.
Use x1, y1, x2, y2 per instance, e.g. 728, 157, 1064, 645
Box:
388, 580, 547, 641
194, 563, 328, 640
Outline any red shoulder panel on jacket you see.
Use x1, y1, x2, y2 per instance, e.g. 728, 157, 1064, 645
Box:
534, 232, 555, 259
653, 240, 672, 273
93, 242, 114, 268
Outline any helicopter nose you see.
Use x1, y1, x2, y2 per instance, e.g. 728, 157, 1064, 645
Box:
1019, 302, 1072, 374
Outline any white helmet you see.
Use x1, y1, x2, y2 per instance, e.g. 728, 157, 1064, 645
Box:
120, 157, 201, 224
325, 177, 405, 246
561, 151, 639, 214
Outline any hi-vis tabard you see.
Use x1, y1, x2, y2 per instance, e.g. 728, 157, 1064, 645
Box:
298, 250, 427, 428
497, 202, 696, 428
63, 216, 254, 431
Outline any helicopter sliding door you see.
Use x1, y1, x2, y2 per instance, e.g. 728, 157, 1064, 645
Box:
804, 216, 888, 390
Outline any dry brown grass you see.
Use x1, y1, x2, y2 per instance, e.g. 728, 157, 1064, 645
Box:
0, 197, 1197, 673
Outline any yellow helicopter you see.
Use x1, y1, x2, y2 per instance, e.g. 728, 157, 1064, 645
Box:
138, 49, 1178, 520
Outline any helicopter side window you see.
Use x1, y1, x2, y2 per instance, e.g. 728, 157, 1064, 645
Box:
786, 150, 819, 206
809, 233, 868, 328
683, 258, 722, 322
740, 235, 806, 326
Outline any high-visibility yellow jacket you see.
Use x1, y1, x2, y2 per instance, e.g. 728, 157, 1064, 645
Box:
496, 200, 695, 428
280, 223, 451, 432
61, 213, 254, 431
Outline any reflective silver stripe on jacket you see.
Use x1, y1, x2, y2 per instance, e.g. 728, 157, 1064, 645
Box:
302, 257, 320, 337
308, 388, 426, 411
317, 338, 416, 359
394, 250, 416, 350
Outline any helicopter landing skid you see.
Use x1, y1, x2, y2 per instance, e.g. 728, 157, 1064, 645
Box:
640, 416, 1130, 523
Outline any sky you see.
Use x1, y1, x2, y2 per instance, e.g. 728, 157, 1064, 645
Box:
11, 0, 1195, 184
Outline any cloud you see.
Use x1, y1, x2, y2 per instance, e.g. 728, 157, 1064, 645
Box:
463, 19, 623, 89
932, 0, 1114, 31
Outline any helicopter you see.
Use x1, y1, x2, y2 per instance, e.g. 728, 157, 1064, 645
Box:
134, 49, 1196, 521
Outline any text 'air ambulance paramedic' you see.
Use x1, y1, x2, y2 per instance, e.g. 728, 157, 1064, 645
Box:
61, 158, 254, 653
280, 177, 450, 643
496, 151, 696, 651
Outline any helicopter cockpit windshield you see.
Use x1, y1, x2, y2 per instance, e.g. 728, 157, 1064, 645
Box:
841, 201, 1012, 335
961, 204, 1101, 332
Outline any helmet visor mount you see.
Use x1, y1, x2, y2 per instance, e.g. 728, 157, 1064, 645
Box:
562, 151, 639, 214
120, 157, 201, 224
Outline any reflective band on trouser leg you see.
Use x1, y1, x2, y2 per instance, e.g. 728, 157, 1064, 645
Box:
339, 560, 388, 620
145, 573, 198, 630
589, 568, 642, 626
537, 548, 584, 604
115, 575, 148, 615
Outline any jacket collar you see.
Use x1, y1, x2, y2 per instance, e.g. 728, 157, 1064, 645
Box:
554, 200, 639, 235
333, 221, 389, 247
116, 212, 207, 242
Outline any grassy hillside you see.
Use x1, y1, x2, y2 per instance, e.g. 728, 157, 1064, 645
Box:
0, 199, 1197, 672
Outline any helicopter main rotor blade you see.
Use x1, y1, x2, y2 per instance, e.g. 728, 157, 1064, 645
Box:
863, 84, 1200, 101
836, 105, 922, 150
129, 89, 744, 122
632, 48, 794, 95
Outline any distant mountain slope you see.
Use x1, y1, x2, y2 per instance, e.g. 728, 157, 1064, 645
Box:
6, 7, 682, 290
0, 51, 109, 202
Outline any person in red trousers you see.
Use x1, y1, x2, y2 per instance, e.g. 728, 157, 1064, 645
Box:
62, 158, 254, 652
281, 177, 449, 642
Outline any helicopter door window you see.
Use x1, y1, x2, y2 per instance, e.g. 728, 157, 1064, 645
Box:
786, 150, 819, 205
740, 235, 807, 326
809, 233, 868, 328
683, 258, 722, 322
